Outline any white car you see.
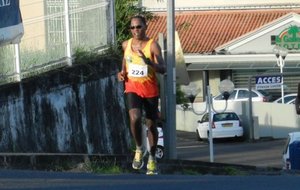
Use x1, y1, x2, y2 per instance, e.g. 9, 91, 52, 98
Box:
196, 112, 243, 140
282, 132, 300, 170
273, 93, 297, 104
213, 88, 272, 102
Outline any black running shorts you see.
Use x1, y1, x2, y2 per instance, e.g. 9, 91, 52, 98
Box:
126, 92, 159, 120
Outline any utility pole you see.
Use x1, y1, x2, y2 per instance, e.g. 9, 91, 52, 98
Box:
165, 0, 177, 159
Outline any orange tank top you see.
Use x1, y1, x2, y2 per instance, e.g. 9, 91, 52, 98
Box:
124, 38, 159, 98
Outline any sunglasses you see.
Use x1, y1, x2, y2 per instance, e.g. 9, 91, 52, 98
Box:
130, 25, 143, 30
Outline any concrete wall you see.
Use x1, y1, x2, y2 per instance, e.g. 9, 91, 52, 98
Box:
0, 60, 131, 154
176, 101, 300, 139
181, 70, 220, 102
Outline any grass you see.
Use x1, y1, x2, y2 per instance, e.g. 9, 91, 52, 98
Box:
4, 155, 280, 176
223, 166, 247, 175
73, 158, 255, 175
84, 158, 125, 174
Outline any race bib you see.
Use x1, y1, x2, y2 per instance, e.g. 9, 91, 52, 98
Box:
128, 63, 148, 77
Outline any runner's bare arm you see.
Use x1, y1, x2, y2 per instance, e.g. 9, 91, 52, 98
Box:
149, 41, 166, 74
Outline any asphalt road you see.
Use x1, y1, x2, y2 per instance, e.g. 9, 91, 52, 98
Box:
176, 131, 286, 168
0, 169, 299, 190
0, 131, 298, 189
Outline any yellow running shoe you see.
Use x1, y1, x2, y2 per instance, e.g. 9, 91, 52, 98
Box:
132, 150, 144, 170
146, 159, 158, 175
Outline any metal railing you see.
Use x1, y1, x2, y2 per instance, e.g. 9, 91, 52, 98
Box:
0, 0, 115, 85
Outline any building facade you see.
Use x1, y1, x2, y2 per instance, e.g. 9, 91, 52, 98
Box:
143, 0, 300, 101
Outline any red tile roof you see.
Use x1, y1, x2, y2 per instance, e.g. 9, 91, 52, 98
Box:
146, 9, 300, 54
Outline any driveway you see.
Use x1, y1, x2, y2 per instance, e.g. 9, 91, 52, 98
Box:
176, 131, 286, 168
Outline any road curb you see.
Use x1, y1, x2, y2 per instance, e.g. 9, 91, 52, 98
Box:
1, 154, 299, 176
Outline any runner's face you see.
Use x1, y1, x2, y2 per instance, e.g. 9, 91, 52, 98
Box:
130, 18, 146, 40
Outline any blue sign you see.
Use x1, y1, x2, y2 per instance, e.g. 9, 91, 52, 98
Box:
255, 75, 282, 90
0, 0, 24, 46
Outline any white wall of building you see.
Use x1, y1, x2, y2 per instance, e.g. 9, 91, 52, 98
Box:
176, 101, 300, 139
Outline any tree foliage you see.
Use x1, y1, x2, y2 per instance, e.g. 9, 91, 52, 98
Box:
115, 0, 154, 49
176, 85, 189, 105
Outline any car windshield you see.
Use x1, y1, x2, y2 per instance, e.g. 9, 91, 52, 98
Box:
237, 90, 258, 99
213, 113, 239, 122
285, 96, 295, 103
278, 97, 294, 103
274, 94, 297, 103
214, 90, 236, 100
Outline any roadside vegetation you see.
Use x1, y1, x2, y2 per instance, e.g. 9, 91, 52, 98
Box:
61, 159, 280, 176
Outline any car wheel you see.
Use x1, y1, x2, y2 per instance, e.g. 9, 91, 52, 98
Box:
156, 145, 164, 159
196, 130, 202, 141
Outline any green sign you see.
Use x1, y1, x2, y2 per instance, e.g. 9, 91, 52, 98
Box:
271, 25, 300, 50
